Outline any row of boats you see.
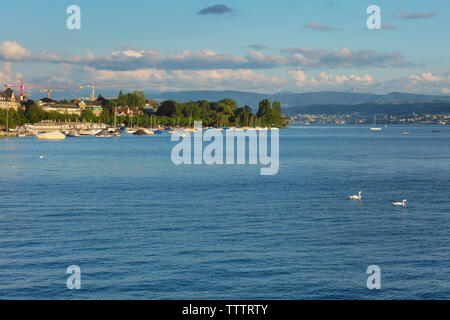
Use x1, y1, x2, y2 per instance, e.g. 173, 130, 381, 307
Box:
35, 128, 156, 139
35, 126, 279, 140
36, 129, 121, 139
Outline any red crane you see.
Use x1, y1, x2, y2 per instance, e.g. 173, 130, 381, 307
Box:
4, 79, 72, 101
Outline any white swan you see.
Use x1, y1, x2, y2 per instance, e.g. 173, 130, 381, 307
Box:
392, 199, 407, 207
349, 191, 362, 200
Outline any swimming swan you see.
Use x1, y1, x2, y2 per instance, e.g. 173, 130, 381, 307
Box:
392, 199, 407, 207
349, 191, 362, 200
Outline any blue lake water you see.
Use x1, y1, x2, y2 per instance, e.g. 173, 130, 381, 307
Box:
0, 125, 449, 299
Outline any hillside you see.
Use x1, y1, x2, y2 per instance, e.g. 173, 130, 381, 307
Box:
153, 90, 450, 111
284, 101, 450, 116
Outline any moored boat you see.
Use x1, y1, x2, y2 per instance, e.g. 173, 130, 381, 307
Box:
36, 131, 66, 140
66, 131, 80, 137
95, 129, 117, 137
79, 129, 102, 136
133, 129, 152, 136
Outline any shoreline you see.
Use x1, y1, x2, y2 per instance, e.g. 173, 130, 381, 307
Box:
2, 123, 447, 139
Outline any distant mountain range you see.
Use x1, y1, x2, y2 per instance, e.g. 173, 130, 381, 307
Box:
284, 101, 450, 116
152, 90, 450, 111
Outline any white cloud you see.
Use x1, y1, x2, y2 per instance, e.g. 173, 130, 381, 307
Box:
410, 72, 442, 82
0, 62, 22, 85
0, 41, 32, 61
121, 50, 144, 58
385, 71, 450, 95
82, 67, 286, 92
288, 70, 307, 82
288, 69, 375, 89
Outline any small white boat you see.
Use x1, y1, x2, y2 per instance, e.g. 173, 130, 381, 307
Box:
96, 129, 117, 137
370, 115, 382, 131
143, 129, 155, 135
79, 129, 101, 136
349, 191, 362, 200
36, 131, 66, 140
392, 199, 407, 207
66, 131, 80, 137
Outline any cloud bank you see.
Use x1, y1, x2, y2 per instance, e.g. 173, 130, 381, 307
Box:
197, 4, 233, 15
0, 41, 447, 94
304, 22, 339, 32
397, 10, 437, 19
0, 42, 414, 71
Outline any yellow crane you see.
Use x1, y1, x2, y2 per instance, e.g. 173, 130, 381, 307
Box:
40, 89, 67, 99
78, 80, 139, 101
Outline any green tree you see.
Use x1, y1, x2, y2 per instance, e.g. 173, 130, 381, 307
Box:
235, 106, 252, 127
100, 107, 111, 123
271, 101, 283, 126
80, 109, 96, 122
26, 103, 45, 123
218, 98, 238, 112
117, 90, 127, 107
157, 100, 177, 117
257, 99, 272, 125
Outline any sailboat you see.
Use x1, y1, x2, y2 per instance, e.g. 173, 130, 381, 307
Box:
370, 115, 382, 131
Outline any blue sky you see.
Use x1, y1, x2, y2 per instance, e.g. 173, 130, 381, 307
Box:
0, 0, 449, 96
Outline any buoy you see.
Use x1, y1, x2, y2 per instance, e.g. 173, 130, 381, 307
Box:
40, 155, 44, 159
403, 131, 409, 134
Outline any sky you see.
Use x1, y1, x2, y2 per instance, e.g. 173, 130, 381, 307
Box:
0, 0, 449, 98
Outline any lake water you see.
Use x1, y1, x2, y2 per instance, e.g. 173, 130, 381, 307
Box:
0, 125, 449, 299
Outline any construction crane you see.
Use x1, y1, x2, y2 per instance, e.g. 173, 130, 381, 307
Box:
4, 79, 71, 101
39, 89, 67, 99
78, 80, 139, 101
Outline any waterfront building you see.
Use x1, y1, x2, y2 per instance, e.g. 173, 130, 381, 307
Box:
39, 99, 103, 117
144, 99, 159, 115
0, 88, 21, 111
114, 106, 143, 117
145, 99, 159, 109
78, 100, 103, 116
41, 103, 82, 115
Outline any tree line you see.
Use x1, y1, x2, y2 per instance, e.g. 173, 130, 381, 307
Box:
1, 91, 287, 129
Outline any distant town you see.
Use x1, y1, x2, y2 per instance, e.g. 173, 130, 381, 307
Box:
290, 112, 450, 125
